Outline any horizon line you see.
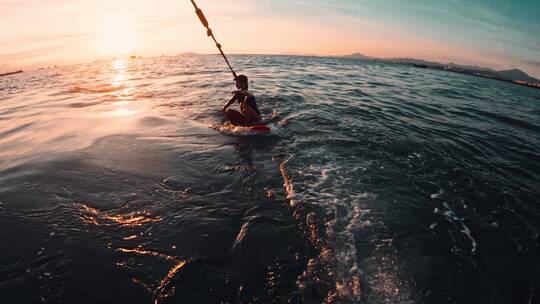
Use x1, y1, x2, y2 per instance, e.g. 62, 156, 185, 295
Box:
8, 52, 538, 80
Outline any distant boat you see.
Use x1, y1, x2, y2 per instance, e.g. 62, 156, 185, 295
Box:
413, 63, 428, 68
130, 55, 137, 59
0, 70, 23, 77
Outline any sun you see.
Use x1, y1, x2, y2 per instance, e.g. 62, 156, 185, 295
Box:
97, 16, 137, 56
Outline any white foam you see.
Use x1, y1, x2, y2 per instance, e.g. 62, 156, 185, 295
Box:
430, 189, 444, 199
209, 122, 280, 136
440, 202, 478, 253
279, 161, 403, 302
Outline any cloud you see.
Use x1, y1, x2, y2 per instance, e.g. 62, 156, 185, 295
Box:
524, 60, 540, 67
0, 46, 68, 61
3, 32, 96, 46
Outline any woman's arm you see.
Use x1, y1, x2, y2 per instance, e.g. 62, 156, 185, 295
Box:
222, 94, 237, 113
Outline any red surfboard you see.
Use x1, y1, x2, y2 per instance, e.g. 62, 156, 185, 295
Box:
248, 124, 271, 132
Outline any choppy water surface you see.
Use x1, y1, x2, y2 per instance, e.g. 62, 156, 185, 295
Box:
1, 55, 539, 304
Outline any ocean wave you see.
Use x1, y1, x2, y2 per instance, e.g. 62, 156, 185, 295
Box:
0, 55, 538, 303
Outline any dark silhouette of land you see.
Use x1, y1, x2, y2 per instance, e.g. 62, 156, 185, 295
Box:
0, 70, 23, 77
338, 53, 371, 60
336, 53, 540, 89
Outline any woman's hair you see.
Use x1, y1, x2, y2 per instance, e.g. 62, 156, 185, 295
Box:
236, 74, 248, 85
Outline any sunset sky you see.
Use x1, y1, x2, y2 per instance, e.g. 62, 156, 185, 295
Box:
1, 0, 539, 77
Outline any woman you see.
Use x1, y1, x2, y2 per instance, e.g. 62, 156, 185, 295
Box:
222, 75, 261, 126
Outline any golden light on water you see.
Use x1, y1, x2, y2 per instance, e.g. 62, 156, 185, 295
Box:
111, 59, 129, 89
109, 103, 138, 117
97, 16, 137, 56
112, 58, 128, 73
81, 204, 162, 227
117, 247, 179, 261
109, 59, 139, 117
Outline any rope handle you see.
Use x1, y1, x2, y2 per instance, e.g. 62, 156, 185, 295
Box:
190, 0, 238, 80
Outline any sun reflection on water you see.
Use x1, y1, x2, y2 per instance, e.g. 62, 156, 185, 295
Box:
106, 101, 139, 117
81, 204, 162, 227
154, 260, 189, 304
117, 247, 178, 261
107, 59, 139, 116
79, 202, 188, 302
111, 59, 132, 93
112, 59, 128, 70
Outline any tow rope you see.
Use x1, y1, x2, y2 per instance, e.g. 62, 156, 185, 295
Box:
190, 0, 238, 80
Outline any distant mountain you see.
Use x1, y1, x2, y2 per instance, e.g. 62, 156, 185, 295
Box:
446, 63, 496, 73
375, 57, 539, 84
496, 69, 539, 83
379, 58, 444, 67
338, 52, 371, 60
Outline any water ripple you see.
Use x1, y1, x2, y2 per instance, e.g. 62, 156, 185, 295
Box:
0, 55, 539, 304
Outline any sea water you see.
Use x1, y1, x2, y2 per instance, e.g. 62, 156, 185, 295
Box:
0, 55, 539, 303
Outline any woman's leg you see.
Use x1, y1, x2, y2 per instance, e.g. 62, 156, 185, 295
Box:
225, 109, 247, 125
240, 108, 262, 124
